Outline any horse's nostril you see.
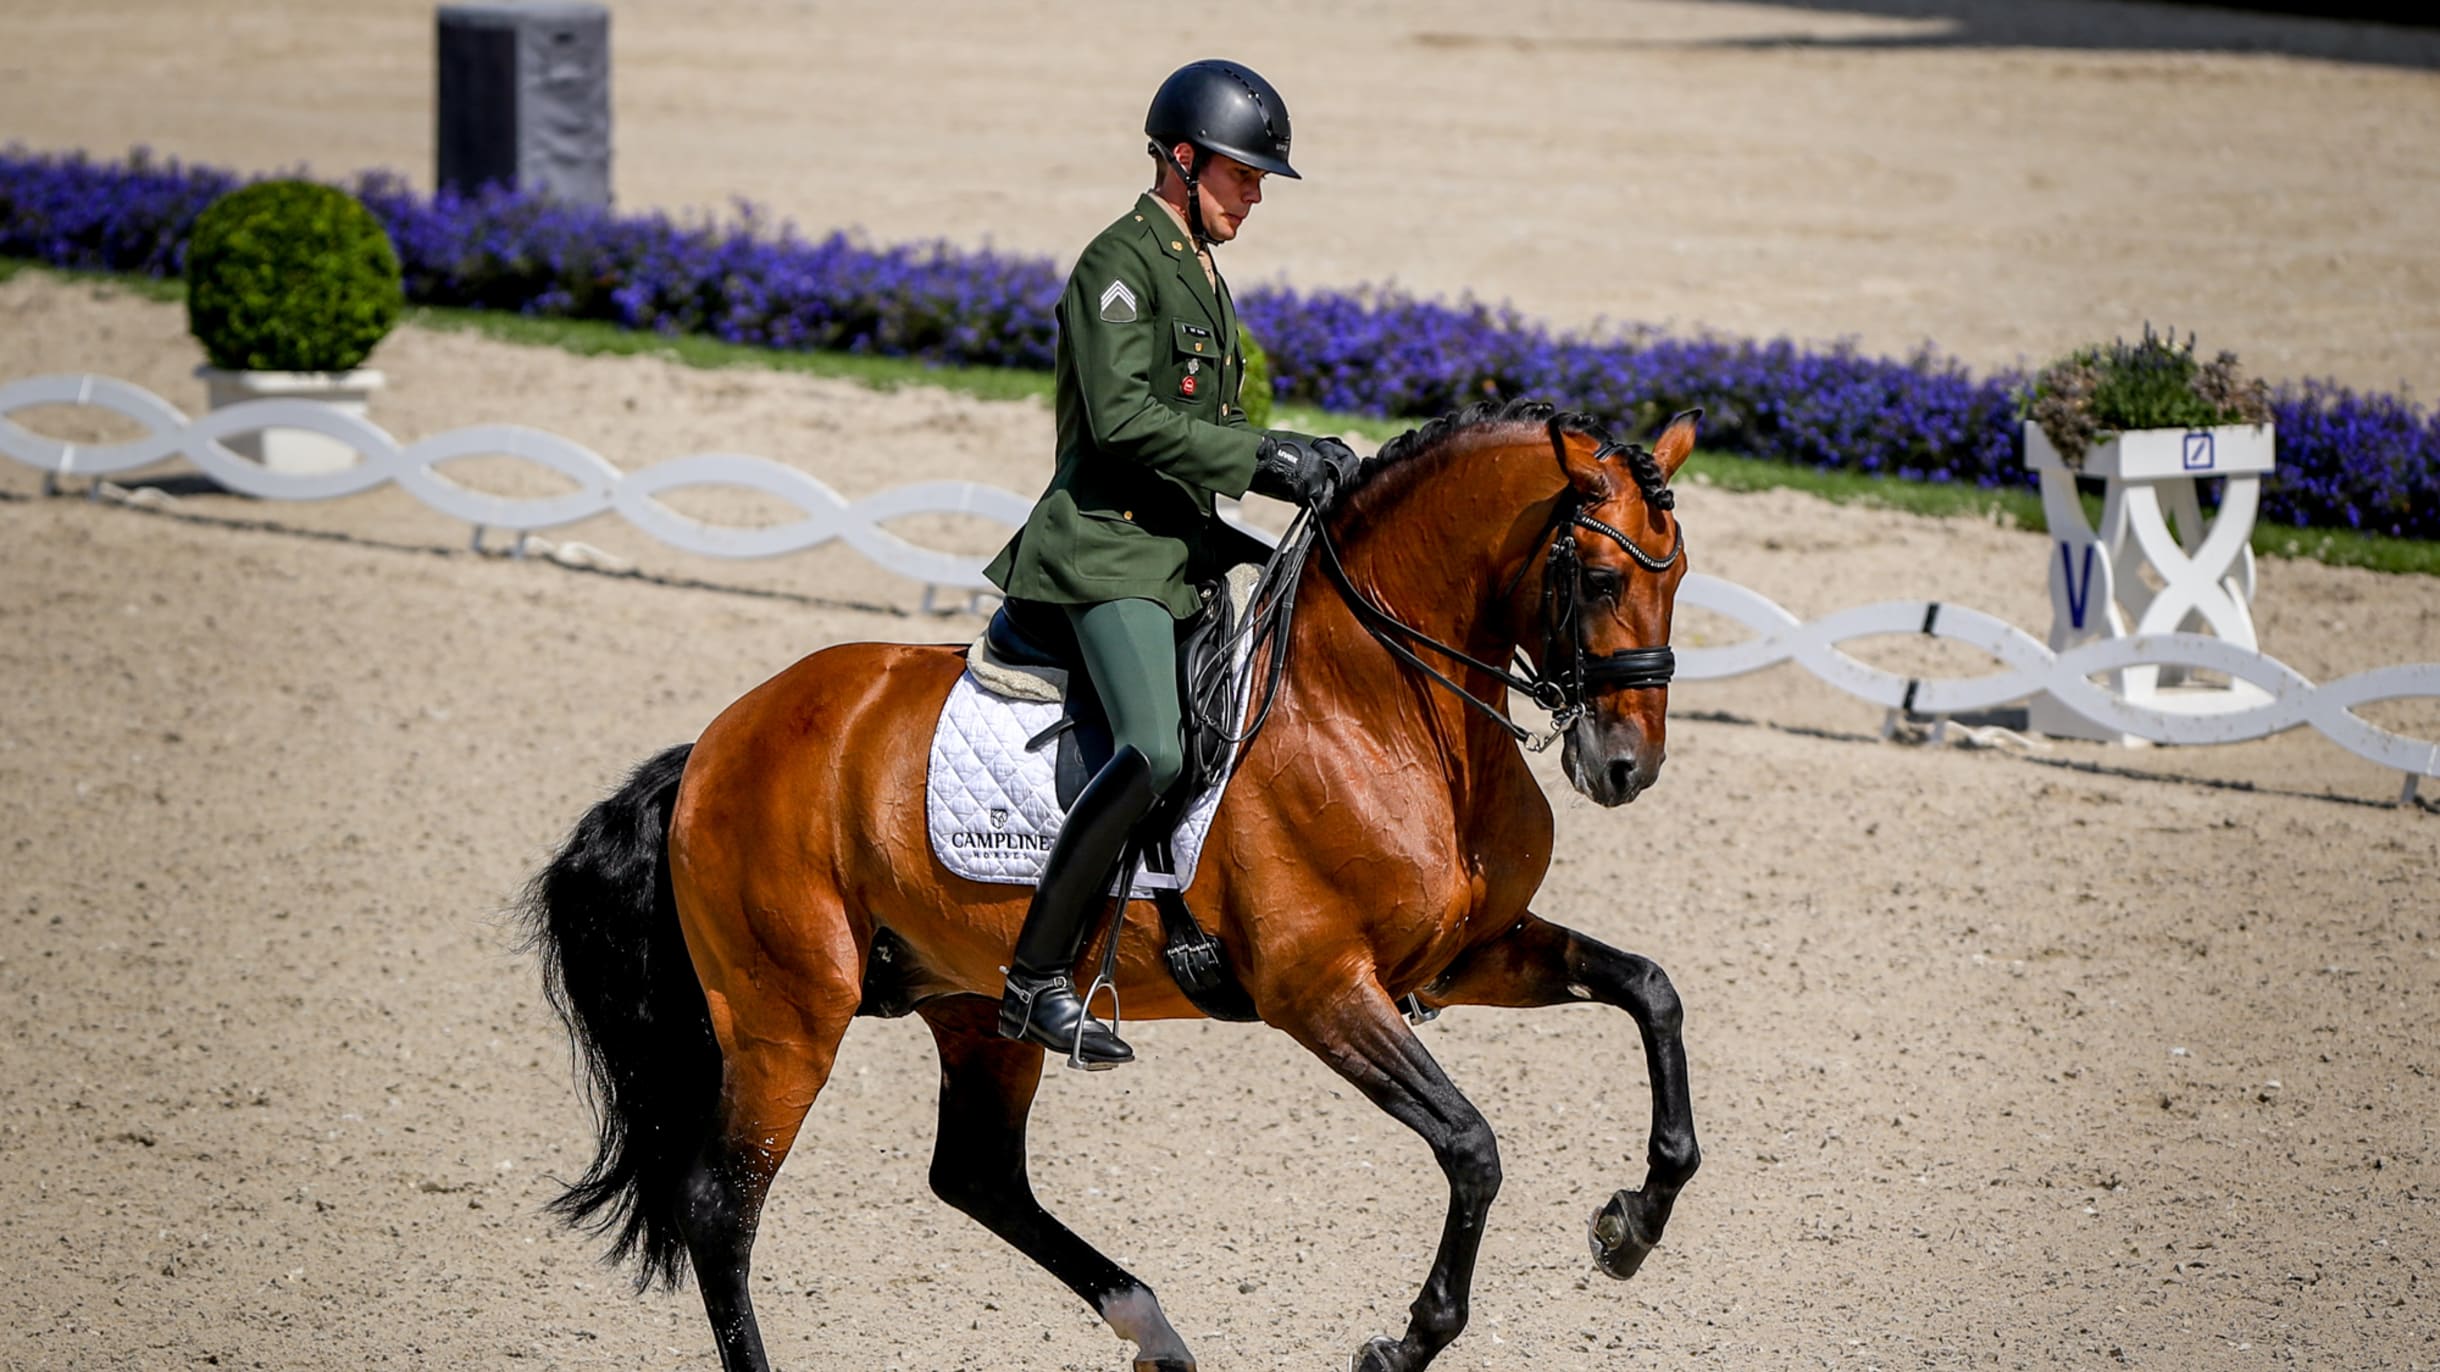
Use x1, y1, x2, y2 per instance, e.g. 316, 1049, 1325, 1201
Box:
1606, 757, 1635, 795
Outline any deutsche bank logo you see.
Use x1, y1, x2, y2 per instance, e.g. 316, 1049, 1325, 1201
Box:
2182, 431, 2216, 471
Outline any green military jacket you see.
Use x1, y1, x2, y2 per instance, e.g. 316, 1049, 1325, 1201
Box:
983, 193, 1274, 619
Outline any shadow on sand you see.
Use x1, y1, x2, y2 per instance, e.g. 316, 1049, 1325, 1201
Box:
1416, 0, 2440, 72
1695, 0, 2440, 70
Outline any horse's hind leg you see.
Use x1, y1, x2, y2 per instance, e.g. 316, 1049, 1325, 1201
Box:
682, 946, 861, 1372
918, 996, 1199, 1372
1419, 913, 1699, 1282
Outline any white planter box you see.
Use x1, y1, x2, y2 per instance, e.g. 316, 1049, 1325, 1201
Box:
2023, 421, 2275, 481
196, 366, 385, 475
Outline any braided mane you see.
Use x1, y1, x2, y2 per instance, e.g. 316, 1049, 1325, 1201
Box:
1344, 397, 1675, 510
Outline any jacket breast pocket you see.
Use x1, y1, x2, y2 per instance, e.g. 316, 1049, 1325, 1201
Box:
1162, 319, 1221, 410
1172, 319, 1218, 359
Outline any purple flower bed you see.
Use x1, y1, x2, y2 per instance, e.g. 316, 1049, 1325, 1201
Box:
353, 178, 1068, 367
4, 147, 2433, 539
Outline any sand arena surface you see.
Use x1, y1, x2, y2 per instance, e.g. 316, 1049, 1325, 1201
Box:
4, 3, 2440, 1369
4, 273, 2438, 1370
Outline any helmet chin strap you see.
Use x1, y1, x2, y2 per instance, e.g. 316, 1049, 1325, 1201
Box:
1152, 141, 1217, 250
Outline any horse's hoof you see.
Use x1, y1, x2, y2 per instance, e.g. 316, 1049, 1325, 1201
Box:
1135, 1360, 1195, 1372
1588, 1188, 1661, 1281
1349, 1334, 1401, 1372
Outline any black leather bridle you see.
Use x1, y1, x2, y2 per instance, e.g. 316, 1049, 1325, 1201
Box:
1317, 437, 1683, 749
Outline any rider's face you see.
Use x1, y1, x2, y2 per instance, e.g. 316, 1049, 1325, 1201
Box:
1179, 148, 1266, 242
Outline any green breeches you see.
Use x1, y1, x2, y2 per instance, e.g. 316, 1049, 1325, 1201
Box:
1065, 597, 1184, 795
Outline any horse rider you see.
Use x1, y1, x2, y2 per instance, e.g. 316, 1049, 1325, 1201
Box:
981, 59, 1360, 1067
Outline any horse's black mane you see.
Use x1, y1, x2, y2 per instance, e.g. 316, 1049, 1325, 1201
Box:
1345, 397, 1675, 509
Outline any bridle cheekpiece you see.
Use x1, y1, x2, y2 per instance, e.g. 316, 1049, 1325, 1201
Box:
1317, 424, 1683, 751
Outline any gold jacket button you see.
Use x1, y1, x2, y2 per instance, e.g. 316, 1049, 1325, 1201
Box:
1122, 510, 1134, 521
1170, 240, 1184, 251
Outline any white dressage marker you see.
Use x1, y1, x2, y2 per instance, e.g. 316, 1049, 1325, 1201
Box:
2023, 422, 2276, 742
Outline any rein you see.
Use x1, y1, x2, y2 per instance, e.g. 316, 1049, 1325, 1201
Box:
1190, 427, 1682, 762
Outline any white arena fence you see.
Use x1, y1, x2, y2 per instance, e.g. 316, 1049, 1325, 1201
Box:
4, 372, 2435, 801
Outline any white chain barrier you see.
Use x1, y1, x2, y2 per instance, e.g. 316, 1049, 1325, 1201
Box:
0, 373, 1034, 588
1673, 577, 2438, 799
4, 373, 2434, 797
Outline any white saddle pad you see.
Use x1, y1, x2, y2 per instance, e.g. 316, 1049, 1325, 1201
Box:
926, 581, 1257, 898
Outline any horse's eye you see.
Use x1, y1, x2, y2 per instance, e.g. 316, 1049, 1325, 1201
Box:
1584, 568, 1624, 602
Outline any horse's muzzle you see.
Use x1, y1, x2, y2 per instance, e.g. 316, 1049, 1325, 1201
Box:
1563, 718, 1663, 807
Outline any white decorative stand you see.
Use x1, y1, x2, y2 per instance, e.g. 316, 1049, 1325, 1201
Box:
197, 366, 386, 475
2024, 421, 2275, 743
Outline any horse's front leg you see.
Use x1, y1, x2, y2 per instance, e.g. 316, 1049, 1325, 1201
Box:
1419, 913, 1699, 1281
1276, 982, 1501, 1372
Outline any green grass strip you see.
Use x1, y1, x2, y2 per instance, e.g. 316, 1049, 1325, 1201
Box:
1, 255, 186, 302
2247, 523, 2440, 577
1684, 449, 2440, 576
401, 302, 1412, 441
8, 256, 2435, 575
1684, 448, 2050, 526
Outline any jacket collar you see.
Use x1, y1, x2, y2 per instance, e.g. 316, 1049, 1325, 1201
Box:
1135, 193, 1224, 331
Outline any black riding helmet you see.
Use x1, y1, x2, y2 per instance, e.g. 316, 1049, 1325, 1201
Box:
1144, 60, 1298, 246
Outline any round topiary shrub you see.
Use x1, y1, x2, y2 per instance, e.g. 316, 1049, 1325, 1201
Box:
185, 180, 403, 373
1238, 326, 1274, 429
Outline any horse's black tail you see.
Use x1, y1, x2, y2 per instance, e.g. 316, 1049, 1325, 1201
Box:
518, 743, 714, 1291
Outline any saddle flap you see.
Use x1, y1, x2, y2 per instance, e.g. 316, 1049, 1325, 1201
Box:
1052, 689, 1113, 811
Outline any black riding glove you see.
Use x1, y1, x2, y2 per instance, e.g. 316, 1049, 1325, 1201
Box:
1250, 433, 1361, 509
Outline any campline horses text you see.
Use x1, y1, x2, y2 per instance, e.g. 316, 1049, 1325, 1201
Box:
523, 400, 1705, 1372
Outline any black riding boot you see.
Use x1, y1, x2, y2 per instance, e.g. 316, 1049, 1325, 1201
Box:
996, 746, 1157, 1067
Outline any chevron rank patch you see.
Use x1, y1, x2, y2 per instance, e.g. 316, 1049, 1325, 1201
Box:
1098, 279, 1139, 323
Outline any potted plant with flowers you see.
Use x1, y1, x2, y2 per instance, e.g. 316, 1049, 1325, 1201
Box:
2017, 324, 2274, 478
186, 179, 403, 474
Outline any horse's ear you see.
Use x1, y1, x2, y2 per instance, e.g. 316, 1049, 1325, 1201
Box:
1652, 408, 1701, 481
1552, 419, 1620, 498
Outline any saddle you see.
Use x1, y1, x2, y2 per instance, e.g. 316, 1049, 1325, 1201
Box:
975, 583, 1258, 1022
983, 585, 1238, 808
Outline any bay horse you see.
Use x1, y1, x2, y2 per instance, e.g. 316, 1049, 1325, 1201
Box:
522, 399, 1704, 1372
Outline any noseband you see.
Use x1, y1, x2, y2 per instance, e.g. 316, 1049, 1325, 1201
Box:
1317, 435, 1682, 750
